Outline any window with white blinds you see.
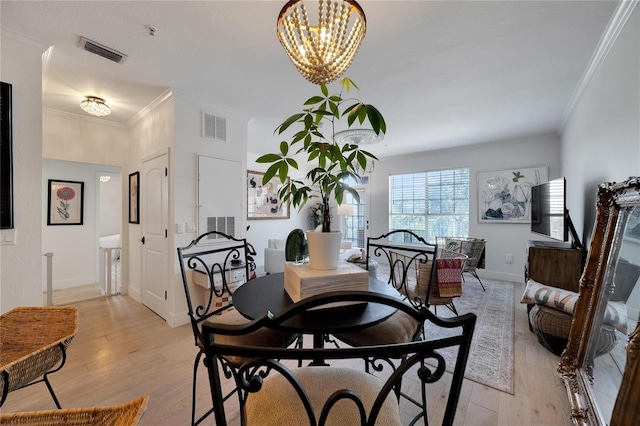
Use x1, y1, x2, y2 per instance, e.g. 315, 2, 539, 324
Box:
389, 168, 469, 243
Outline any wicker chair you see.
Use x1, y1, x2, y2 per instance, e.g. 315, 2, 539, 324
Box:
436, 236, 487, 291
0, 306, 78, 408
388, 249, 462, 314
0, 395, 149, 425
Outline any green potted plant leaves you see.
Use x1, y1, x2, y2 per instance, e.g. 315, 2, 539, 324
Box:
256, 78, 386, 270
256, 78, 386, 234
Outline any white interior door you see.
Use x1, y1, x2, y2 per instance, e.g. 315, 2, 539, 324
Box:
141, 153, 169, 318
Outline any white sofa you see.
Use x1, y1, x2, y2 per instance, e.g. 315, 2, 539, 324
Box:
264, 238, 287, 274
264, 238, 358, 275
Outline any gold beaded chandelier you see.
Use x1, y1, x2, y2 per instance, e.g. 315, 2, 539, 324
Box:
277, 0, 366, 85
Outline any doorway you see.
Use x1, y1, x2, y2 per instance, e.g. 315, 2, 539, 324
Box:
42, 159, 122, 305
344, 184, 369, 248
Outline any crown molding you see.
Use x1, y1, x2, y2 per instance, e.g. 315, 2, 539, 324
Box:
43, 107, 127, 128
562, 0, 639, 129
1, 26, 49, 51
126, 89, 174, 126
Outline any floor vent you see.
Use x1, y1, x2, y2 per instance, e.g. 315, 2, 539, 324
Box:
202, 111, 227, 142
79, 37, 127, 64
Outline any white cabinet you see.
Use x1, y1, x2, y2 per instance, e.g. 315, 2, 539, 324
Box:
192, 265, 246, 289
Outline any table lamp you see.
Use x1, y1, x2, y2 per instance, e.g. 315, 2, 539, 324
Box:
337, 203, 355, 235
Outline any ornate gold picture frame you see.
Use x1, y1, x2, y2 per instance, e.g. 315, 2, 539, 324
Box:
559, 177, 640, 425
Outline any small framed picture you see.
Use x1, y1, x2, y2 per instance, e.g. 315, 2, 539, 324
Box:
47, 179, 84, 225
129, 172, 140, 224
247, 170, 290, 220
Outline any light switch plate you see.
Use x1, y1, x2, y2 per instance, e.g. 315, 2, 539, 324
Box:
0, 229, 17, 245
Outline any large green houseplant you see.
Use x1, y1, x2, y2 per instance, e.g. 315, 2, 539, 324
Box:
256, 78, 386, 233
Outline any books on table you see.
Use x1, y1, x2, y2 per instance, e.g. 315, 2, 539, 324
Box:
284, 261, 369, 307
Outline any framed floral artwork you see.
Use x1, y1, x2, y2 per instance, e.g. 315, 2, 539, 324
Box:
47, 179, 84, 225
247, 170, 290, 220
478, 166, 548, 223
129, 171, 140, 224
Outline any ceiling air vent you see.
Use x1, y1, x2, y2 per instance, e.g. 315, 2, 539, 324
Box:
202, 111, 227, 142
79, 37, 127, 64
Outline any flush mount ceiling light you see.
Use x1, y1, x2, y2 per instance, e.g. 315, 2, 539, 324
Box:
334, 128, 383, 145
277, 0, 366, 85
80, 96, 111, 116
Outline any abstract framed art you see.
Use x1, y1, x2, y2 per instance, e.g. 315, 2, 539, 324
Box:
478, 166, 547, 223
47, 179, 84, 225
129, 171, 140, 224
247, 170, 290, 220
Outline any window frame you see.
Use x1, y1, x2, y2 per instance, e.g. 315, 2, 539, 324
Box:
389, 168, 470, 243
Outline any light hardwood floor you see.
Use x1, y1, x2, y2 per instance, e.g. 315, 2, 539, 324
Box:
1, 280, 573, 425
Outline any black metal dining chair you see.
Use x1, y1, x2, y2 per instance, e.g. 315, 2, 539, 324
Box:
202, 290, 477, 426
177, 231, 298, 426
334, 230, 440, 347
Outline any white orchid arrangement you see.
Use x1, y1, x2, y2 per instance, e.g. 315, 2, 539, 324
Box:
309, 201, 325, 229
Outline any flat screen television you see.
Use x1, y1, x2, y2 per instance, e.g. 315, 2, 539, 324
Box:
531, 177, 572, 243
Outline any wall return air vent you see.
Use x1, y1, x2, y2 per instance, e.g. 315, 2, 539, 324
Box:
202, 111, 227, 142
79, 37, 127, 64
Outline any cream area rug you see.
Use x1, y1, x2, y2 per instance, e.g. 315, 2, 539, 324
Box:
423, 277, 515, 394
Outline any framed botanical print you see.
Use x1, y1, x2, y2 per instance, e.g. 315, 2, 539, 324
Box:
478, 166, 548, 223
247, 170, 290, 220
47, 179, 84, 225
129, 171, 140, 224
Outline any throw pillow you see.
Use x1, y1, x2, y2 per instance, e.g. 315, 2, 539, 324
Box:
521, 279, 628, 334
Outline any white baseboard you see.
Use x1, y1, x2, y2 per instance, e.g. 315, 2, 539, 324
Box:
475, 269, 524, 284
166, 310, 189, 328
51, 275, 98, 290
127, 286, 142, 302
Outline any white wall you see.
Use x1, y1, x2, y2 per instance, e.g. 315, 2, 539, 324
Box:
562, 6, 640, 243
246, 130, 563, 283
98, 174, 122, 237
127, 95, 175, 303
0, 33, 46, 312
168, 93, 250, 326
371, 133, 563, 282
562, 5, 640, 319
42, 159, 120, 290
43, 111, 129, 166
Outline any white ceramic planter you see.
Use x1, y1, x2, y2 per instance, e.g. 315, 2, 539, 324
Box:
306, 230, 343, 270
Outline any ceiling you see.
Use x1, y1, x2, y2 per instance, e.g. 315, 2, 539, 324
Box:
1, 1, 619, 159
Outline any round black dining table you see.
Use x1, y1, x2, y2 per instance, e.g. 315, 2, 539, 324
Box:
232, 272, 399, 335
